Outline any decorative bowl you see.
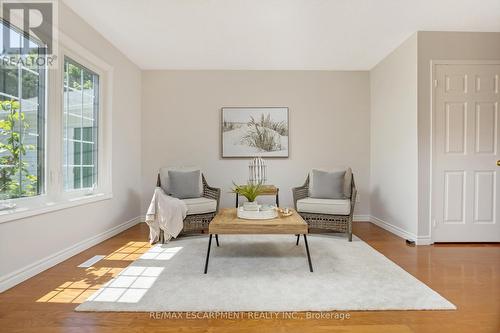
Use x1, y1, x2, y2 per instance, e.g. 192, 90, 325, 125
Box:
278, 208, 293, 217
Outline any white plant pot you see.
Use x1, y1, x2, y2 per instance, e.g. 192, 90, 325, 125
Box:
243, 201, 259, 211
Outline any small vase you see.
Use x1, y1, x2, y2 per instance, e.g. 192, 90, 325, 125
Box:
243, 201, 259, 211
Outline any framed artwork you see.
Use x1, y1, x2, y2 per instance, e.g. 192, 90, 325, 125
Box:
221, 107, 289, 158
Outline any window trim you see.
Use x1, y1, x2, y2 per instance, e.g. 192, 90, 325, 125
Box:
0, 32, 113, 224
62, 56, 100, 194
0, 192, 112, 222
58, 43, 112, 200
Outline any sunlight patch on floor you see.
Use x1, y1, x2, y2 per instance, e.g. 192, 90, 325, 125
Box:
36, 241, 159, 304
78, 255, 106, 268
36, 267, 124, 303
85, 266, 164, 303
140, 245, 183, 260
105, 241, 151, 261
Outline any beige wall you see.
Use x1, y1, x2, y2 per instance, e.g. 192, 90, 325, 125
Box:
417, 31, 500, 238
141, 70, 370, 216
0, 3, 142, 290
4, 27, 496, 291
370, 34, 418, 236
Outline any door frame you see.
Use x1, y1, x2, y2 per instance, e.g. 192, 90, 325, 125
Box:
429, 60, 500, 243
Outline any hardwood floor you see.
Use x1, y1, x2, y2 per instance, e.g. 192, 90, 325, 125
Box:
0, 222, 498, 333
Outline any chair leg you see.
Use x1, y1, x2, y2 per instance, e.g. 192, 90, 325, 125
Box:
215, 234, 220, 247
296, 234, 300, 246
348, 219, 353, 242
159, 230, 165, 244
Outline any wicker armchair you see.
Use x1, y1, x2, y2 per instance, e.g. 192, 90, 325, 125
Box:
156, 172, 220, 242
292, 174, 357, 241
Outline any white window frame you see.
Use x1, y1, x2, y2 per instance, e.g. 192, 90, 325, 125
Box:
0, 32, 113, 223
59, 50, 109, 200
62, 57, 100, 193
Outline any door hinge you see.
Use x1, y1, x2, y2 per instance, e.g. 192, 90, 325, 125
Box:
434, 79, 438, 88
432, 218, 437, 228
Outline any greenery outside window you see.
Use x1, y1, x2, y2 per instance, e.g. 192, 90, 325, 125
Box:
0, 21, 46, 200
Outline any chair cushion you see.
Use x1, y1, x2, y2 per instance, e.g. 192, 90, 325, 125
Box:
159, 166, 203, 197
168, 170, 201, 199
309, 167, 353, 198
296, 197, 351, 215
182, 197, 217, 215
309, 169, 345, 199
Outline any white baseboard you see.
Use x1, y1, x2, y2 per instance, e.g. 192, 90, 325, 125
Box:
369, 215, 418, 242
0, 216, 142, 293
353, 215, 370, 221
415, 235, 432, 245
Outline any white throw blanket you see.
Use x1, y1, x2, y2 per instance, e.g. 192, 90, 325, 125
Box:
145, 187, 187, 244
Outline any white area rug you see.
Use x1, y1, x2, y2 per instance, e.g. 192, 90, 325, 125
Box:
76, 234, 456, 312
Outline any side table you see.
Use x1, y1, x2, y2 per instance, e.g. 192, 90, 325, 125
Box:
235, 184, 279, 207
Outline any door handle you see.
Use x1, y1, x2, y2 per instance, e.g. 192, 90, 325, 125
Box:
498, 160, 500, 166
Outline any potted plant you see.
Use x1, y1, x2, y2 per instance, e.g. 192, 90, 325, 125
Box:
231, 182, 264, 211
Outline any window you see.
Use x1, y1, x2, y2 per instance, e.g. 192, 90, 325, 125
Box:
63, 57, 99, 191
0, 21, 46, 200
0, 21, 111, 222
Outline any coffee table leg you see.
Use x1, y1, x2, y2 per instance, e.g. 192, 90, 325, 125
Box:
215, 234, 220, 247
296, 234, 300, 246
204, 234, 213, 274
303, 235, 313, 272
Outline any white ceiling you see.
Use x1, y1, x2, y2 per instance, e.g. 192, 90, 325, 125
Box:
63, 0, 500, 70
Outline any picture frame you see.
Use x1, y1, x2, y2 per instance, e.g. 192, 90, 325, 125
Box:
221, 107, 289, 158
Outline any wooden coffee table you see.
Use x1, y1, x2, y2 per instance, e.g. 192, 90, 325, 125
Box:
204, 208, 313, 273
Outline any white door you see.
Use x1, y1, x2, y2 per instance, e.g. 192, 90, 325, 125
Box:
433, 63, 500, 242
